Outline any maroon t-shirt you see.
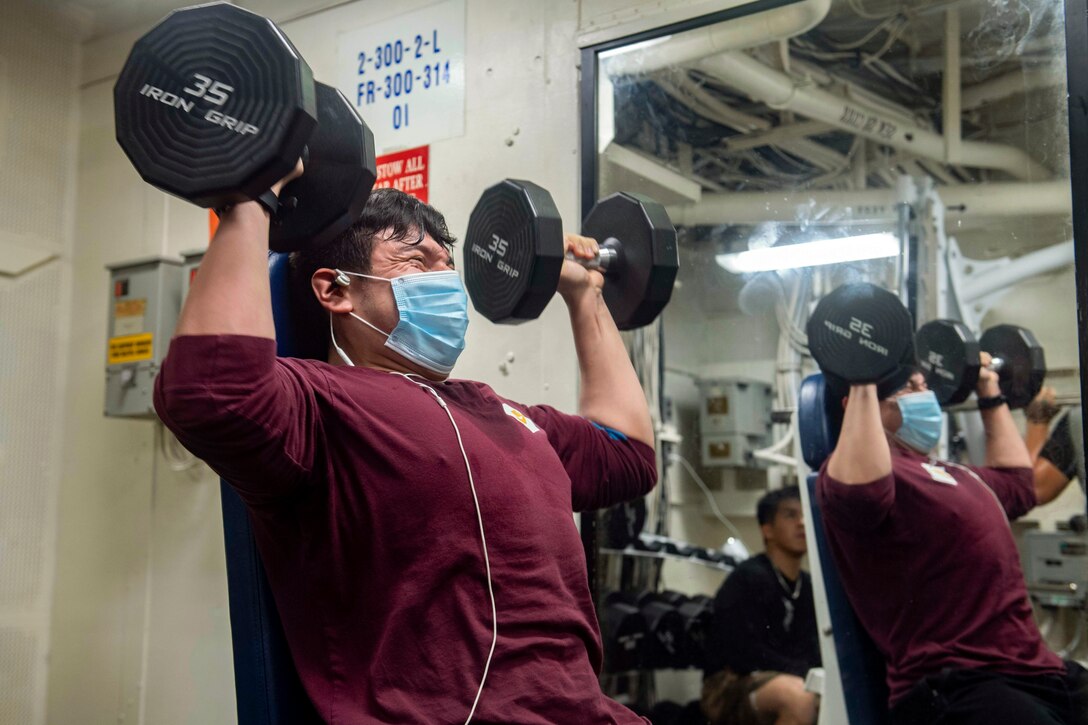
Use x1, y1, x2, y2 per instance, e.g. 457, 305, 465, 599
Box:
154, 335, 656, 724
816, 445, 1064, 705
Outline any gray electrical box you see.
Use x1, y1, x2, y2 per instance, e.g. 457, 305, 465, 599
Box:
1022, 530, 1087, 607
104, 256, 182, 418
696, 378, 773, 467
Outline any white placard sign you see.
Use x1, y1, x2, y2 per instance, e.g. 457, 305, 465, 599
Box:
338, 0, 465, 153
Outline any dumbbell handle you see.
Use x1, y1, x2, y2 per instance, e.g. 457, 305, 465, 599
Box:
987, 357, 1006, 373
564, 237, 623, 273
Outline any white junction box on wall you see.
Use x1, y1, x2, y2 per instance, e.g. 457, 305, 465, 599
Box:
104, 256, 182, 418
696, 377, 773, 468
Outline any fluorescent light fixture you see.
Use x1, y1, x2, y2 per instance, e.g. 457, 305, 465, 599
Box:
716, 232, 899, 273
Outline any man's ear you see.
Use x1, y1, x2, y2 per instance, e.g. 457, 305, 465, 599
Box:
841, 396, 848, 411
759, 521, 774, 542
311, 268, 354, 313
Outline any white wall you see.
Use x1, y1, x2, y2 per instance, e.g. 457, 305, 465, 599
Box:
47, 1, 588, 723
0, 6, 79, 725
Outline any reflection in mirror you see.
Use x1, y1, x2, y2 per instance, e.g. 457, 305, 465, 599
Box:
589, 0, 1085, 715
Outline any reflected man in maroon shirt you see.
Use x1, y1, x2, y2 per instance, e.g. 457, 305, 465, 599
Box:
817, 364, 1088, 725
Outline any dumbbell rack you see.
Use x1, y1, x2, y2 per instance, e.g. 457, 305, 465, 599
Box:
597, 529, 731, 713
600, 533, 737, 574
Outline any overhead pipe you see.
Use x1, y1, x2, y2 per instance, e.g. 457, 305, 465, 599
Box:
962, 67, 1062, 110
721, 120, 835, 152
939, 179, 1071, 218
663, 72, 847, 171
958, 241, 1075, 303
666, 180, 1072, 226
698, 52, 1053, 181
602, 0, 831, 75
668, 188, 899, 226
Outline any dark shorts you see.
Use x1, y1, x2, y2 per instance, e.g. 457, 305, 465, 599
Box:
700, 669, 781, 725
890, 660, 1088, 725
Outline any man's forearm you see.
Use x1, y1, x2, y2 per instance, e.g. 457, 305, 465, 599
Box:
827, 384, 892, 484
981, 404, 1032, 468
564, 289, 654, 446
1025, 421, 1049, 462
175, 202, 275, 339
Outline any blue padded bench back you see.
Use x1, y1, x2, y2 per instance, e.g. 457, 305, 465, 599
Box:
798, 374, 889, 725
219, 252, 322, 725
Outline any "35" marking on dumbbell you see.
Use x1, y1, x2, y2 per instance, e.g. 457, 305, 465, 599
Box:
183, 73, 233, 105
923, 351, 955, 380
488, 234, 509, 257
849, 317, 874, 338
849, 316, 890, 356
138, 74, 260, 136
471, 234, 520, 279
823, 316, 889, 357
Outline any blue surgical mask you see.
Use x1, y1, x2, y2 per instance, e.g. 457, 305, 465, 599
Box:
331, 269, 469, 375
894, 391, 943, 453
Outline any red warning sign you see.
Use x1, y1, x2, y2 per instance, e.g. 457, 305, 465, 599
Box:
374, 145, 429, 203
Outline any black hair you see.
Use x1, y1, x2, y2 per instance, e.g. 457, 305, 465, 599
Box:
287, 189, 457, 357
756, 485, 801, 526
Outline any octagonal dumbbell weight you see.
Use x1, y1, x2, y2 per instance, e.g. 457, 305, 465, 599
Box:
915, 320, 1046, 408
602, 591, 648, 673
634, 591, 686, 669
114, 2, 377, 252
805, 283, 916, 385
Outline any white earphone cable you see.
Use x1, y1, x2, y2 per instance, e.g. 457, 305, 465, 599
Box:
398, 375, 497, 724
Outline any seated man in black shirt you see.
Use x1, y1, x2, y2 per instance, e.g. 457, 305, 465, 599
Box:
702, 486, 821, 725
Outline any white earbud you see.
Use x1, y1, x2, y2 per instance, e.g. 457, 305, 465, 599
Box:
334, 269, 351, 287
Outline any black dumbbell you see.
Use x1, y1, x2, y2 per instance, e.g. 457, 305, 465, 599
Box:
463, 180, 679, 330
114, 2, 377, 252
634, 536, 665, 553
635, 591, 686, 669
806, 283, 916, 384
915, 320, 1046, 408
602, 591, 647, 673
654, 591, 714, 670
694, 547, 726, 564
603, 497, 647, 549
659, 590, 689, 608
663, 541, 696, 557
676, 596, 714, 670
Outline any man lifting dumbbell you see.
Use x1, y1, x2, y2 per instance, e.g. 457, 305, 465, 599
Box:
808, 283, 1088, 725
130, 5, 679, 723
156, 173, 665, 725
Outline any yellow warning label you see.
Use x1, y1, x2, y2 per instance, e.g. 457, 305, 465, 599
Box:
108, 333, 153, 365
114, 299, 146, 317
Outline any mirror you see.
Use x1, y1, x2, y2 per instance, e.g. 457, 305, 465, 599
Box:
584, 0, 1085, 710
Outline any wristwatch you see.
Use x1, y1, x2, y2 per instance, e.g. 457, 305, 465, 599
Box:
215, 189, 280, 218
977, 394, 1008, 410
